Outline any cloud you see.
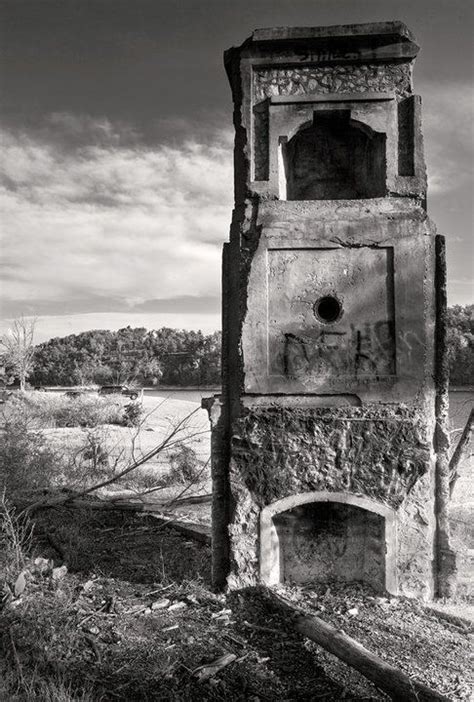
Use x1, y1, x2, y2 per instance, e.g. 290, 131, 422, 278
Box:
422, 80, 474, 196
0, 294, 222, 319
0, 116, 234, 320
133, 295, 220, 314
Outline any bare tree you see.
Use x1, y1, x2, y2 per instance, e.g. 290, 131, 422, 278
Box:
0, 317, 36, 391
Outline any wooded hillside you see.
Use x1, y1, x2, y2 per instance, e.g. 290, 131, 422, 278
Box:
446, 304, 474, 386
5, 304, 474, 388
30, 327, 221, 387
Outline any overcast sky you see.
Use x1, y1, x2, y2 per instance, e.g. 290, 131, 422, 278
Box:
0, 0, 473, 343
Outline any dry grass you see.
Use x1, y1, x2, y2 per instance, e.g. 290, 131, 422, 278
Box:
0, 392, 211, 504
12, 392, 126, 429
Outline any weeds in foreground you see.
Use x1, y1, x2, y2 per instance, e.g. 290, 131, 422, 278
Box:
0, 403, 63, 497
0, 492, 34, 580
0, 502, 213, 702
0, 496, 97, 701
0, 670, 97, 702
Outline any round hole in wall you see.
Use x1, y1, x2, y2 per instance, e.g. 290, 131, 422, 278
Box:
314, 295, 342, 324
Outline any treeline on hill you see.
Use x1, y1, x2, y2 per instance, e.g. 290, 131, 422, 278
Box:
19, 303, 474, 388
447, 304, 474, 386
30, 327, 221, 387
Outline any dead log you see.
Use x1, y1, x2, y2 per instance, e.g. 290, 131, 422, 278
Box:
267, 590, 451, 702
15, 496, 211, 545
449, 408, 474, 495
168, 493, 212, 506
14, 496, 146, 513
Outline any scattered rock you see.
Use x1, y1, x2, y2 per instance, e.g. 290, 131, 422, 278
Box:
52, 565, 68, 580
162, 624, 179, 632
151, 598, 170, 610
14, 571, 27, 597
33, 557, 53, 575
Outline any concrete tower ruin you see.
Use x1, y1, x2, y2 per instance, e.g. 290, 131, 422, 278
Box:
206, 22, 456, 599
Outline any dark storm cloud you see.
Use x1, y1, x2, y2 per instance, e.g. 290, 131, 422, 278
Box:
2, 0, 470, 132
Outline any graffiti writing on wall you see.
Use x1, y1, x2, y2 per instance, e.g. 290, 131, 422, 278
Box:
283, 319, 396, 380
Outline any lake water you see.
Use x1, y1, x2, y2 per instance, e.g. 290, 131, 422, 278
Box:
449, 390, 473, 433
144, 387, 474, 427
144, 387, 219, 404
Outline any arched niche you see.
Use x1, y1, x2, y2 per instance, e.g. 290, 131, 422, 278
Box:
260, 492, 397, 594
282, 111, 386, 200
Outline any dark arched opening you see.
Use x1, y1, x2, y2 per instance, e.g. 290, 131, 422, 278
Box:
284, 111, 386, 200
273, 501, 386, 591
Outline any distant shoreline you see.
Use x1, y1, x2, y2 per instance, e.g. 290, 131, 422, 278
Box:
35, 385, 221, 392
29, 384, 473, 393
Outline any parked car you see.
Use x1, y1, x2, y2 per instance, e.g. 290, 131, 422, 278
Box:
98, 385, 141, 400
65, 389, 88, 399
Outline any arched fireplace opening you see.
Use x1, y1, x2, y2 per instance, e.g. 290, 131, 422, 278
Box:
260, 492, 397, 594
284, 111, 386, 200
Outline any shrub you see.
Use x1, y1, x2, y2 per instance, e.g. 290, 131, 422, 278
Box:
0, 405, 62, 498
167, 444, 202, 485
48, 396, 124, 428
13, 392, 124, 428
123, 401, 144, 427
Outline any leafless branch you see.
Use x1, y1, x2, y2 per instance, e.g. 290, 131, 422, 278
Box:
20, 407, 205, 515
449, 408, 474, 496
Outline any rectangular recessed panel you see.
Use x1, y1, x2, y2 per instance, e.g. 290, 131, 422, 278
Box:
267, 247, 395, 388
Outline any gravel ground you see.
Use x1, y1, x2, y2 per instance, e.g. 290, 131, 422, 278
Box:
272, 581, 473, 701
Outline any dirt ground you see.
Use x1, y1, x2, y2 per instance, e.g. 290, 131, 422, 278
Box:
1, 506, 472, 702
1, 390, 472, 700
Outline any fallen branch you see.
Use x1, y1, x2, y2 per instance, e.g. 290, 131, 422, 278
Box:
17, 495, 212, 545
167, 493, 212, 507
449, 408, 473, 495
19, 408, 205, 516
267, 590, 451, 702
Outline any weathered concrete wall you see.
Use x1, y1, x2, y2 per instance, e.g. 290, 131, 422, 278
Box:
231, 406, 431, 509
213, 22, 455, 600
225, 403, 436, 597
240, 199, 435, 401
